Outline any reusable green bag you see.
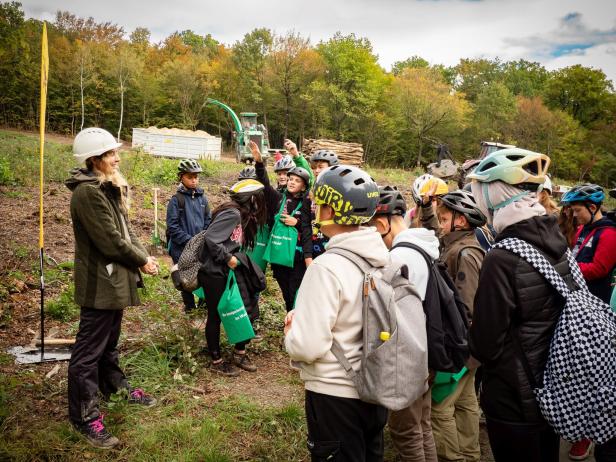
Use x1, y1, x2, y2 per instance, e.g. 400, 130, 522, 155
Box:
263, 195, 302, 268
431, 367, 468, 403
246, 224, 270, 271
193, 287, 205, 300
217, 271, 255, 345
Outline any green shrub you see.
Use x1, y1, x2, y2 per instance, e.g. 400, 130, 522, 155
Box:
0, 158, 16, 185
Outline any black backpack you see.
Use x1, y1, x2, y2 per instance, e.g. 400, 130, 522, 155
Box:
392, 242, 470, 372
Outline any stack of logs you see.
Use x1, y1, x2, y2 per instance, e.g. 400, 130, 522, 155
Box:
302, 138, 364, 166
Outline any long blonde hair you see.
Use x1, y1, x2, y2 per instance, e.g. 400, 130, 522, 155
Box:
538, 190, 559, 216
86, 153, 130, 213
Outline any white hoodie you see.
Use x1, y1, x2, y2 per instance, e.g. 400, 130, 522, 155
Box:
285, 227, 390, 399
391, 228, 440, 300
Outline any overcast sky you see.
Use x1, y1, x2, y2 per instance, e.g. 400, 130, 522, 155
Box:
21, 0, 616, 84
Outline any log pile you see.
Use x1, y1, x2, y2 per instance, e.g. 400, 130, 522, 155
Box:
302, 138, 364, 166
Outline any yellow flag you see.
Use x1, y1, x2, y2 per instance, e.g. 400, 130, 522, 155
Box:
39, 22, 48, 249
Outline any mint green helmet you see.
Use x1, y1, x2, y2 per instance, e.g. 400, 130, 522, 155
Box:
466, 148, 550, 186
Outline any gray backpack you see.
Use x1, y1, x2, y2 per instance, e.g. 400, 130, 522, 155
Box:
171, 230, 208, 292
327, 248, 429, 411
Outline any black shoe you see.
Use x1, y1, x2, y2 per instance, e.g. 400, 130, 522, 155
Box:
74, 414, 119, 449
233, 352, 257, 372
209, 360, 240, 377
127, 388, 157, 407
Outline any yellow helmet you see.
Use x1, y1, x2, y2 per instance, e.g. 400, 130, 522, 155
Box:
229, 179, 264, 195
419, 177, 448, 197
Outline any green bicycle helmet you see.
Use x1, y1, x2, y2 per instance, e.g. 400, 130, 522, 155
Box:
466, 148, 550, 187
178, 159, 203, 174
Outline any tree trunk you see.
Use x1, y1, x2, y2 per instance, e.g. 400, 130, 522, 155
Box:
80, 64, 85, 131
117, 81, 124, 142
417, 136, 423, 167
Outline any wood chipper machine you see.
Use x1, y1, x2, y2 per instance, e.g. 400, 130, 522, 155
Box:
207, 99, 282, 163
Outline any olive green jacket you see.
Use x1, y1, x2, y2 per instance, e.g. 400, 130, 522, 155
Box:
419, 202, 484, 313
66, 169, 148, 309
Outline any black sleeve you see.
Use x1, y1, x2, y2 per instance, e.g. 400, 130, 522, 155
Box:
203, 209, 241, 265
469, 249, 517, 365
255, 161, 281, 222
299, 196, 313, 258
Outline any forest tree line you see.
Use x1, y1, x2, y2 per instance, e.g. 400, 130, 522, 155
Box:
1, 1, 615, 185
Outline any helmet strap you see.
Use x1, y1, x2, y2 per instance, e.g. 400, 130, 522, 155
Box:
585, 202, 598, 225
314, 205, 335, 229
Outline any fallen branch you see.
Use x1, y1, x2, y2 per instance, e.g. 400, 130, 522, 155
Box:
181, 384, 209, 394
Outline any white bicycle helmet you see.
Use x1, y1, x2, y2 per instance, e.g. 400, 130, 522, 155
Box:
466, 148, 550, 186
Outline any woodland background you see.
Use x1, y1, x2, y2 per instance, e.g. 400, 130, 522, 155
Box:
1, 1, 615, 185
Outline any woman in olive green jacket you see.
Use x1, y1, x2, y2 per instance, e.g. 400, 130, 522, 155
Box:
66, 128, 159, 449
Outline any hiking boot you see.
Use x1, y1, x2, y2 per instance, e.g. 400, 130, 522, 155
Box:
210, 360, 240, 377
569, 439, 593, 460
233, 352, 257, 372
128, 388, 157, 407
74, 414, 119, 449
251, 331, 264, 343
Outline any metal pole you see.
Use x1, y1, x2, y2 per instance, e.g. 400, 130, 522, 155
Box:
39, 249, 45, 361
153, 188, 159, 243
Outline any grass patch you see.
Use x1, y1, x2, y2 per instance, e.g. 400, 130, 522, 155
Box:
45, 282, 79, 322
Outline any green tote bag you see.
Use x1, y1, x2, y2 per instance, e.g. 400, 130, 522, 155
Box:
246, 224, 270, 272
217, 271, 255, 345
263, 195, 302, 268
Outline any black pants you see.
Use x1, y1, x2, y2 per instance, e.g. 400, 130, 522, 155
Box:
305, 390, 388, 462
596, 437, 616, 462
203, 274, 247, 360
181, 290, 196, 311
272, 261, 306, 312
486, 418, 559, 462
68, 307, 129, 424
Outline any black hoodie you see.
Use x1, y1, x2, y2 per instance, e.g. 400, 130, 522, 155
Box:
470, 214, 576, 424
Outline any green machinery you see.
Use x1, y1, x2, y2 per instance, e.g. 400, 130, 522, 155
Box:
206, 99, 276, 163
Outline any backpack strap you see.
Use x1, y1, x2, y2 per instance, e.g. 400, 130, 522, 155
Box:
176, 191, 186, 214
493, 238, 581, 298
326, 247, 374, 274
391, 241, 432, 266
325, 247, 374, 380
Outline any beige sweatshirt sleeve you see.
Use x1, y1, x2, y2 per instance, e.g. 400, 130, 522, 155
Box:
284, 262, 341, 364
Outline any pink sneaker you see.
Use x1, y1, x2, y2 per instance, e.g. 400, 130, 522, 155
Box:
128, 388, 157, 407
74, 414, 119, 449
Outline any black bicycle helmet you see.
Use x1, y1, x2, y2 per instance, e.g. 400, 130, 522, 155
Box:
313, 165, 378, 225
238, 165, 257, 180
440, 189, 487, 228
286, 166, 310, 186
375, 186, 407, 216
610, 188, 616, 199
311, 150, 339, 166
178, 159, 203, 174
273, 156, 295, 172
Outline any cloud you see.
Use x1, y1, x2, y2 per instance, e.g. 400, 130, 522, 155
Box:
505, 12, 616, 59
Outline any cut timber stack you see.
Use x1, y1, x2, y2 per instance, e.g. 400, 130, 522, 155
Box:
302, 138, 364, 166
